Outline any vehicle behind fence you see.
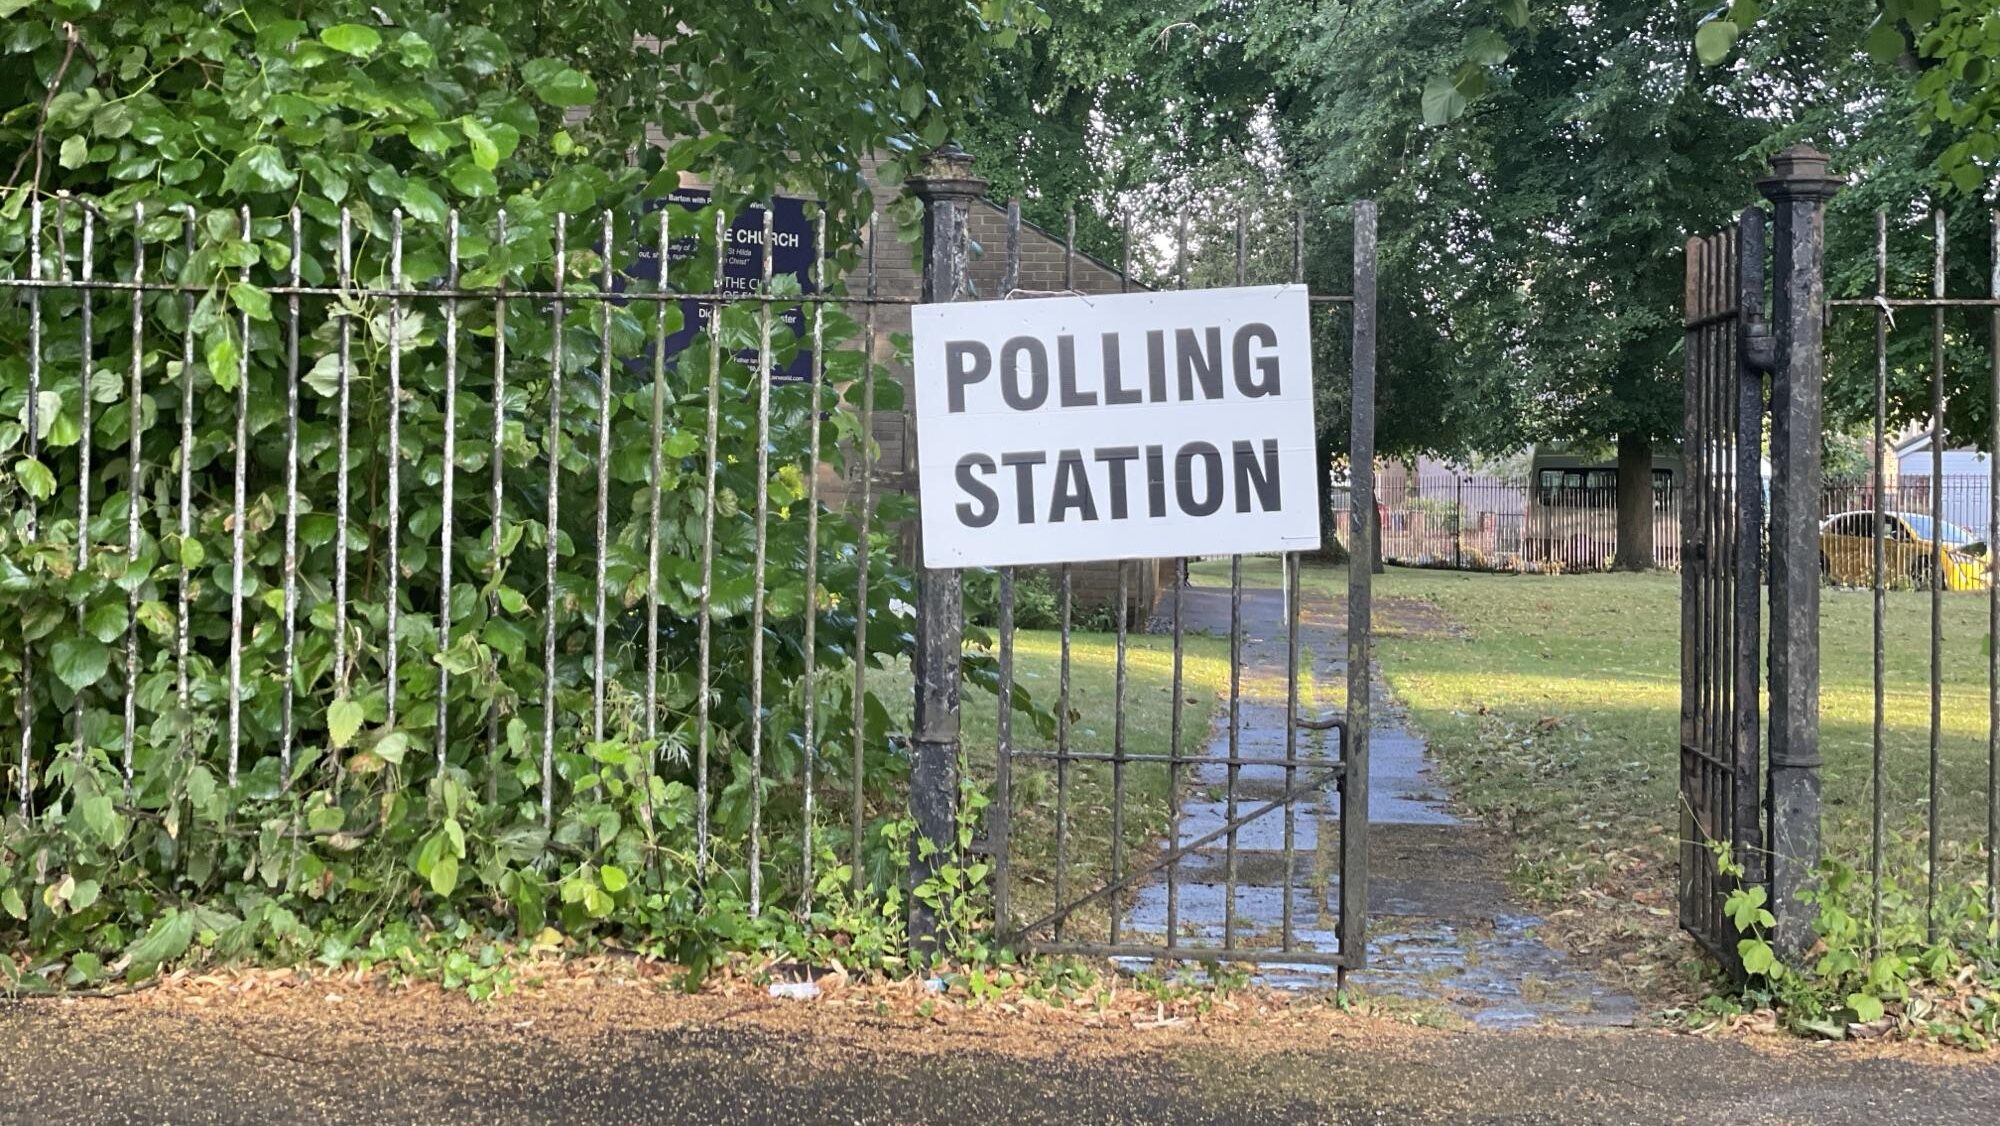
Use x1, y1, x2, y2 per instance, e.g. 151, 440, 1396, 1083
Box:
1372, 471, 1993, 588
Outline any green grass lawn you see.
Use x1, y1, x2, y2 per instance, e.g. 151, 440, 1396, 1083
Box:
1356, 568, 1992, 870
1193, 557, 1993, 987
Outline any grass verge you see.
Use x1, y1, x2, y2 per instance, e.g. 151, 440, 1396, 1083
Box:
880, 627, 1234, 940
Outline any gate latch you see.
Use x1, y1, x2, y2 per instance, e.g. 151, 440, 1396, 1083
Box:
1741, 313, 1776, 375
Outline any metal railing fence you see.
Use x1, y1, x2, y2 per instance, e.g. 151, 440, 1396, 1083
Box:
0, 193, 914, 919
1826, 206, 2000, 947
1374, 473, 1682, 573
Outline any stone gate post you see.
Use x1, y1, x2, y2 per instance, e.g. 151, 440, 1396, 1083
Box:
1758, 144, 1842, 958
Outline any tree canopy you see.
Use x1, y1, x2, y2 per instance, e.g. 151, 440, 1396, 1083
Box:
958, 0, 1996, 554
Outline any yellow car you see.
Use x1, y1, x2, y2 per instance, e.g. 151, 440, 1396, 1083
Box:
1820, 511, 1992, 591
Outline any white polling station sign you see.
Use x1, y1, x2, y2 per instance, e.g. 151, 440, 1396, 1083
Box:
911, 285, 1320, 568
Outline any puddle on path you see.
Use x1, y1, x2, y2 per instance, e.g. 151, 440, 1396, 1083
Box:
1117, 583, 1639, 1030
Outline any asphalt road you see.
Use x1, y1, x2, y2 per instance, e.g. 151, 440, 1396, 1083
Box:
4, 993, 1998, 1125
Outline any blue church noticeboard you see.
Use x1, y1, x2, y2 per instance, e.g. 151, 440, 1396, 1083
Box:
625, 187, 817, 383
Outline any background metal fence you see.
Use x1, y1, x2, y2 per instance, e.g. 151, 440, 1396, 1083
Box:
1825, 204, 2000, 947
1371, 472, 1994, 587
1374, 473, 1681, 573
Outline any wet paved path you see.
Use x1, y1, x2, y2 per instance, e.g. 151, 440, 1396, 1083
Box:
1137, 579, 1638, 1028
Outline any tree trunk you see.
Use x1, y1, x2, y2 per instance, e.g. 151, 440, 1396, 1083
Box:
1613, 432, 1654, 571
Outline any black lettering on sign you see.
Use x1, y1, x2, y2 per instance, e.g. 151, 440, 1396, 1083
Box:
1000, 451, 1046, 525
1176, 327, 1223, 400
1232, 438, 1281, 513
1145, 444, 1167, 518
1176, 441, 1223, 516
1146, 330, 1168, 402
1103, 334, 1141, 405
1233, 323, 1280, 397
956, 454, 998, 527
1057, 335, 1097, 407
1000, 337, 1049, 411
1050, 448, 1098, 522
946, 341, 990, 413
1094, 446, 1140, 519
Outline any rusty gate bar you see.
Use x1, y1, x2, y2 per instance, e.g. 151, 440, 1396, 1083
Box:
1991, 208, 2000, 931
1928, 206, 1947, 941
850, 213, 881, 895
1678, 211, 1766, 971
19, 198, 39, 812
1733, 213, 1767, 893
1871, 211, 1889, 947
1340, 200, 1377, 975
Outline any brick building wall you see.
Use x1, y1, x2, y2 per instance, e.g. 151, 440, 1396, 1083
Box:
835, 162, 1170, 626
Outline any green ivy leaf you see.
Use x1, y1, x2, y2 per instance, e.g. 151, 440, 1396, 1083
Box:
221, 144, 298, 194
187, 764, 216, 811
328, 698, 365, 749
1465, 28, 1510, 66
14, 457, 55, 501
402, 179, 447, 225
599, 864, 629, 893
1846, 991, 1885, 1023
124, 909, 196, 979
461, 117, 499, 171
408, 122, 451, 154
229, 282, 273, 323
205, 327, 240, 391
521, 58, 597, 107
58, 134, 87, 170
320, 24, 383, 58
1421, 75, 1467, 127
448, 159, 498, 199
429, 852, 460, 896
1738, 937, 1777, 977
92, 102, 133, 140
372, 731, 409, 765
1864, 21, 1905, 64
78, 792, 118, 844
1694, 19, 1739, 66
51, 636, 110, 692
83, 601, 127, 644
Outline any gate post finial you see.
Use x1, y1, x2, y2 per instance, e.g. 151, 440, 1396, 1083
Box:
1757, 141, 1844, 959
904, 144, 985, 959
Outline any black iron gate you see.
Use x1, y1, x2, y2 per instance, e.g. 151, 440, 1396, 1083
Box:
1678, 212, 1768, 969
931, 196, 1379, 975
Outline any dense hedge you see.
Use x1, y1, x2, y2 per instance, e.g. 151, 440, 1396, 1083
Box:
0, 0, 1035, 988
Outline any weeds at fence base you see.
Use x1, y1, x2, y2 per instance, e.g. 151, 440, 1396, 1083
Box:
1685, 840, 2000, 1049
